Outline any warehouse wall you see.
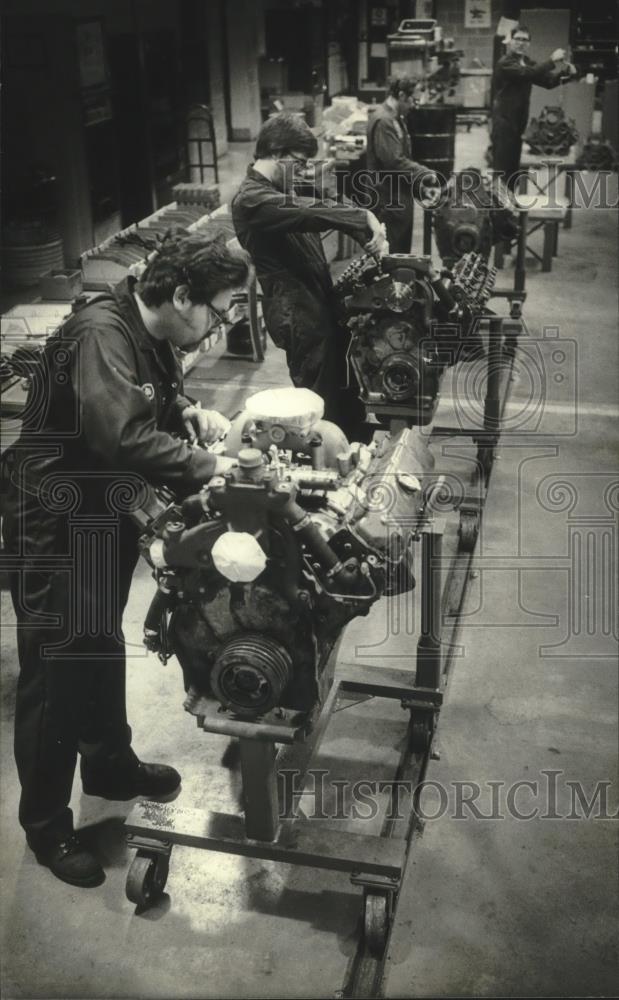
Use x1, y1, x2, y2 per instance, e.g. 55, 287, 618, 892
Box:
204, 0, 229, 157
225, 0, 264, 140
435, 0, 502, 68
1, 0, 219, 263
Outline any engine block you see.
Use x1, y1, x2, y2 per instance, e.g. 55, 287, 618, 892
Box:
334, 251, 496, 424
525, 106, 579, 157
138, 390, 434, 721
433, 169, 520, 266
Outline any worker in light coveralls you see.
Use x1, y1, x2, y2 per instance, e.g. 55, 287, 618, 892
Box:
231, 112, 388, 443
3, 232, 248, 888
491, 24, 577, 190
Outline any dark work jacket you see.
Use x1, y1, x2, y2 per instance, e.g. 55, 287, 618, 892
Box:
4, 277, 218, 539
231, 167, 369, 300
492, 53, 563, 135
231, 168, 369, 410
366, 101, 428, 206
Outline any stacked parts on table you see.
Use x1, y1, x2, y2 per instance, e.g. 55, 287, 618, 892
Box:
1, 198, 239, 390
80, 196, 227, 290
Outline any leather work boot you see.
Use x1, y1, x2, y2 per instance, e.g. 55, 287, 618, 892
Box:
81, 747, 181, 802
29, 832, 105, 888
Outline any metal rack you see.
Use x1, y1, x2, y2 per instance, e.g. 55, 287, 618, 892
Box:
123, 304, 524, 966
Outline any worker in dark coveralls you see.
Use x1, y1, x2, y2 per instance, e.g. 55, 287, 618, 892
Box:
2, 233, 248, 887
366, 77, 439, 253
491, 25, 577, 190
231, 113, 388, 441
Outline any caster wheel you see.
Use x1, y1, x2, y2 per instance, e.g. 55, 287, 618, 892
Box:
409, 713, 433, 754
459, 512, 479, 552
126, 850, 169, 908
364, 892, 391, 957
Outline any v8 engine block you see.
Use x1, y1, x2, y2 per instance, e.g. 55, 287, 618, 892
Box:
138, 390, 433, 722
525, 106, 579, 157
433, 169, 520, 266
334, 251, 496, 424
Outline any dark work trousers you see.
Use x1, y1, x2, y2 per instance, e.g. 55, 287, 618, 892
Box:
376, 196, 414, 254
373, 174, 415, 254
491, 118, 523, 192
261, 275, 367, 442
3, 491, 140, 844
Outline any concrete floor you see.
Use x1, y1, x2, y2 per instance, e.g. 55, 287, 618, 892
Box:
383, 175, 619, 997
1, 128, 618, 998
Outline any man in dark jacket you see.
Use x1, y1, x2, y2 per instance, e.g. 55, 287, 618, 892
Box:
491, 25, 577, 190
366, 77, 438, 253
2, 233, 248, 887
231, 112, 388, 442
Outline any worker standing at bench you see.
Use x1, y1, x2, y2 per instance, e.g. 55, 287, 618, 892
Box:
232, 112, 388, 442
366, 76, 438, 253
491, 25, 577, 191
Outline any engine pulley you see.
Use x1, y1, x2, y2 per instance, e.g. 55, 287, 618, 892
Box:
380, 352, 420, 401
210, 633, 293, 717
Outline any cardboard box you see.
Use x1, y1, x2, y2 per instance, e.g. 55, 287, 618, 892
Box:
39, 268, 83, 301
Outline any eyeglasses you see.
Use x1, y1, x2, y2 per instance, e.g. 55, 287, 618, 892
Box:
513, 36, 530, 42
205, 300, 233, 328
285, 152, 310, 169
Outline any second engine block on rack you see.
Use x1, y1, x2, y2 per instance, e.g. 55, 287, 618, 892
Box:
334, 251, 496, 425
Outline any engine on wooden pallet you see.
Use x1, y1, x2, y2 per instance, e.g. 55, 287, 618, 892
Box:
137, 389, 433, 721
433, 168, 520, 265
334, 250, 496, 424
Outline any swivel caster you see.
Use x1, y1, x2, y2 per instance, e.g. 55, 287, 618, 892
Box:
126, 847, 170, 908
458, 511, 479, 552
364, 890, 393, 957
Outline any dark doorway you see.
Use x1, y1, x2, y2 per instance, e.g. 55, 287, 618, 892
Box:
264, 5, 325, 93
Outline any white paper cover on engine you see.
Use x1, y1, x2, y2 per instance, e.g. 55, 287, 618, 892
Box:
244, 387, 324, 431
211, 531, 267, 582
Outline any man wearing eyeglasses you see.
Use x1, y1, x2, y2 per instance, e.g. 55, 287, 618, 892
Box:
2, 232, 249, 888
366, 76, 439, 253
232, 112, 388, 442
491, 24, 577, 190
